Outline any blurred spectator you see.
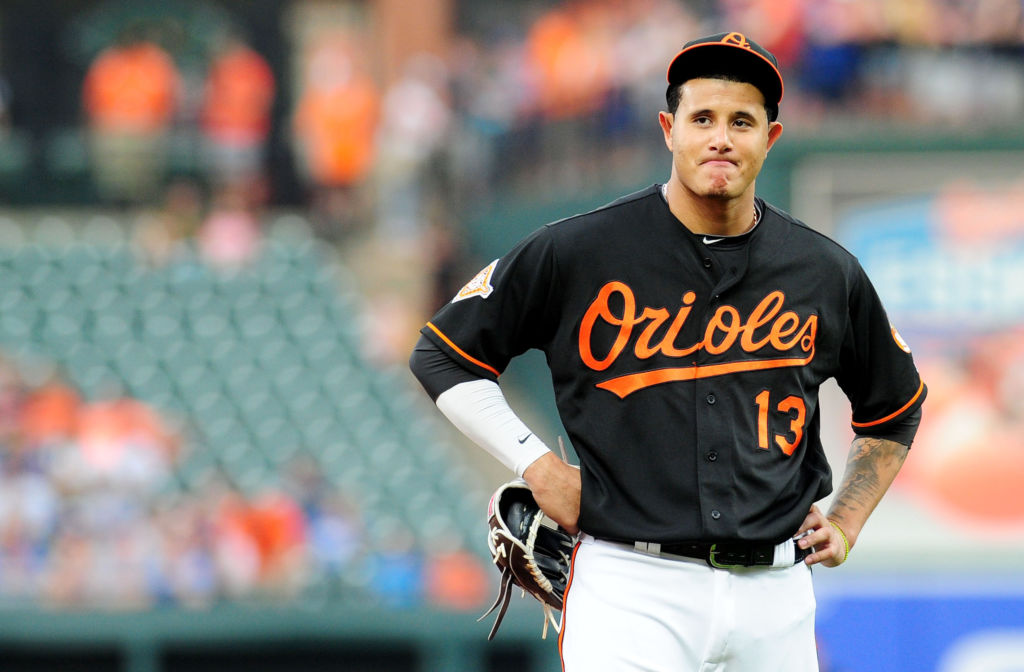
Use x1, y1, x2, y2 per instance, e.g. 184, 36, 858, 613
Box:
247, 489, 309, 597
283, 455, 364, 585
367, 524, 423, 608
133, 179, 206, 268
81, 30, 181, 205
197, 182, 263, 271
208, 481, 311, 600
293, 34, 380, 240
210, 487, 265, 598
17, 374, 81, 450
423, 548, 489, 611
69, 385, 179, 494
199, 35, 276, 195
304, 493, 364, 590
524, 3, 612, 120
150, 495, 218, 607
41, 518, 93, 607
374, 53, 453, 240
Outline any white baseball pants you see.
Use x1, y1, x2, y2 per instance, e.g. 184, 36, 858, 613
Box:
558, 534, 819, 671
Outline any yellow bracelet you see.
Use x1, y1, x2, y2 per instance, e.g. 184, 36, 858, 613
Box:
828, 520, 850, 563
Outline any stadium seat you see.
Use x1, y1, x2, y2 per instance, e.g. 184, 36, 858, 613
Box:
0, 221, 489, 593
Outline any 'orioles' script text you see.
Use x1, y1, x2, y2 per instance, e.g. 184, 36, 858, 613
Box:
579, 281, 817, 398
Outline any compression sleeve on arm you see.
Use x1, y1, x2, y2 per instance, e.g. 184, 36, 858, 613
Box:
409, 333, 483, 401
435, 379, 552, 477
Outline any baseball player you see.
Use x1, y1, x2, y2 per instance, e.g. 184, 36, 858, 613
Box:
410, 31, 925, 671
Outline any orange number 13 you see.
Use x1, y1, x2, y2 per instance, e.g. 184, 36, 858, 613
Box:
755, 390, 806, 456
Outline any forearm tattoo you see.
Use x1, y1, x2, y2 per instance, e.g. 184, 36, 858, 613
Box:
829, 437, 909, 531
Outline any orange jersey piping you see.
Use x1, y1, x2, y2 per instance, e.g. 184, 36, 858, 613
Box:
557, 540, 582, 671
851, 379, 925, 429
424, 322, 500, 378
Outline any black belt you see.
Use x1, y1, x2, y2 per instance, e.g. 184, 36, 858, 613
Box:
603, 537, 812, 569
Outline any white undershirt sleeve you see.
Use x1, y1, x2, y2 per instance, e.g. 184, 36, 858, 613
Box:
435, 378, 551, 477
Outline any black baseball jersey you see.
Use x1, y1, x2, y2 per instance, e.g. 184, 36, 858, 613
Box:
422, 184, 926, 545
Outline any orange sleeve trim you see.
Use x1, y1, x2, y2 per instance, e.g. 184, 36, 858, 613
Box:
424, 322, 501, 378
851, 379, 925, 428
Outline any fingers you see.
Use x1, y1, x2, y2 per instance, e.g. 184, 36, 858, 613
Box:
794, 505, 846, 568
802, 535, 842, 567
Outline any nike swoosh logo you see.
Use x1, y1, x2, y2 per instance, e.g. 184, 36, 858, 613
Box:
702, 236, 724, 245
517, 433, 533, 444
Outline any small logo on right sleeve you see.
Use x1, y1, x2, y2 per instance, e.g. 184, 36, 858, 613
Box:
452, 259, 499, 302
891, 324, 912, 353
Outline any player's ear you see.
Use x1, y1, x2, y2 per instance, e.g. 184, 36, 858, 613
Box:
658, 111, 674, 150
766, 121, 783, 151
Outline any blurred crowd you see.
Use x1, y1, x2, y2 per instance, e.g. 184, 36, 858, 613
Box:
1, 0, 1020, 233
0, 352, 488, 611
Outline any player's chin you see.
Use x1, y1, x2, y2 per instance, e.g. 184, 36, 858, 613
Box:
700, 186, 736, 200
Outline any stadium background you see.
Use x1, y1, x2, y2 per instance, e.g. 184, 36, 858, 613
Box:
0, 0, 1021, 670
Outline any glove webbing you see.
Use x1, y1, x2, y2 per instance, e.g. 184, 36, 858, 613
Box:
478, 565, 560, 640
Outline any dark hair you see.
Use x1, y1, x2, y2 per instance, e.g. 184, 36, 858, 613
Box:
665, 74, 777, 121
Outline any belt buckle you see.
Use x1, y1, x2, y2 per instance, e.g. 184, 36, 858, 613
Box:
707, 543, 747, 569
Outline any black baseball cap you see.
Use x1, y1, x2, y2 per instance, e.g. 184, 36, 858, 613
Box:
666, 32, 784, 121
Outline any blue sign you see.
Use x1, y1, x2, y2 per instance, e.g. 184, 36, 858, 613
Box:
816, 579, 1024, 672
838, 196, 1024, 331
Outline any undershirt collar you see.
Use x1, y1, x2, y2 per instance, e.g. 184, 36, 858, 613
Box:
658, 183, 763, 246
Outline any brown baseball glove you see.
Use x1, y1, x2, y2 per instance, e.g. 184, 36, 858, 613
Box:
479, 479, 576, 640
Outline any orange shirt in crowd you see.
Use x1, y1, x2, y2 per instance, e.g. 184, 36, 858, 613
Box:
294, 73, 380, 187
249, 492, 307, 568
18, 382, 81, 447
76, 397, 178, 469
525, 7, 611, 119
201, 44, 276, 145
215, 490, 307, 576
424, 550, 489, 610
82, 41, 180, 132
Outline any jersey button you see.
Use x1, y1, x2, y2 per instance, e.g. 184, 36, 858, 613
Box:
707, 451, 718, 462
706, 393, 716, 405
711, 510, 721, 520
702, 258, 713, 268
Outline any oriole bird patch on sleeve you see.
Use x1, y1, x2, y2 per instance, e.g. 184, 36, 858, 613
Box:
453, 259, 498, 302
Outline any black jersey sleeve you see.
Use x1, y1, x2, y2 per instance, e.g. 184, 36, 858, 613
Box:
854, 406, 922, 447
835, 262, 927, 432
419, 226, 560, 379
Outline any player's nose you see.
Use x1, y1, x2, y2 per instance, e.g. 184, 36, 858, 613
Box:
708, 125, 733, 152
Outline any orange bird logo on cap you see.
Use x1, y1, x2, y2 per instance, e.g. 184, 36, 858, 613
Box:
720, 32, 752, 49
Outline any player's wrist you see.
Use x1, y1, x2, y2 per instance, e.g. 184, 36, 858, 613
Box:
522, 450, 559, 486
826, 518, 852, 563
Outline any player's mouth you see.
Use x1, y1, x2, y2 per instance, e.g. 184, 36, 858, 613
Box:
700, 159, 737, 168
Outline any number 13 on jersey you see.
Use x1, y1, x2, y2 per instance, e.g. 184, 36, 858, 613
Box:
755, 390, 807, 456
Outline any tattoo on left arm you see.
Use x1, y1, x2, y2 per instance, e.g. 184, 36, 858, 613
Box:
827, 436, 909, 541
